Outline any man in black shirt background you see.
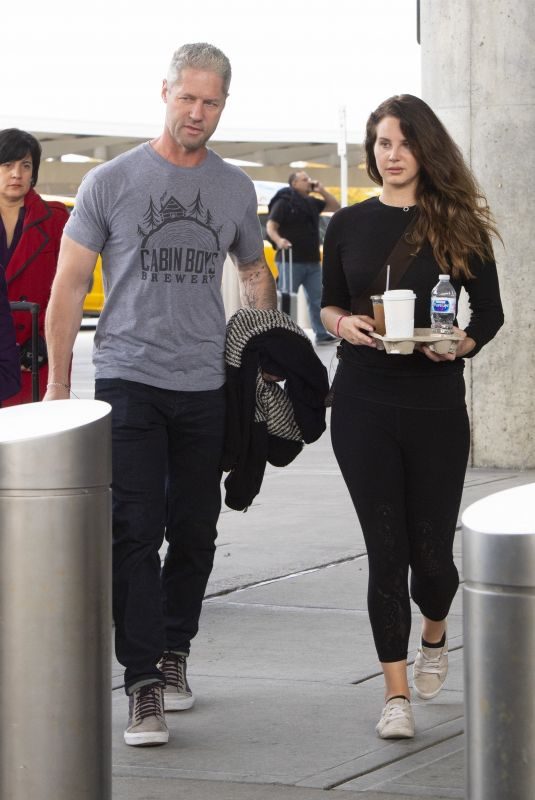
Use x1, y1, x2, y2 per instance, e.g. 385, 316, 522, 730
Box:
267, 171, 340, 345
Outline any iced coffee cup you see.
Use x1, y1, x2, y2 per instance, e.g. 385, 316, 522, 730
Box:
370, 294, 386, 336
382, 289, 416, 338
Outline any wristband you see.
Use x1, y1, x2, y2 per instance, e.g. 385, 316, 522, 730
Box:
46, 382, 71, 390
336, 314, 350, 338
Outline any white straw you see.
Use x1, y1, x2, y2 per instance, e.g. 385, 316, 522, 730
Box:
386, 264, 391, 292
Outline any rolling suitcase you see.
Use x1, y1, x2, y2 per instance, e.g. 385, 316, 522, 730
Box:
276, 246, 298, 320
9, 301, 40, 402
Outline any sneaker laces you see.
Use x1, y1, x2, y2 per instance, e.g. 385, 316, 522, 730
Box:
417, 646, 445, 674
160, 652, 188, 692
382, 701, 409, 724
132, 685, 164, 722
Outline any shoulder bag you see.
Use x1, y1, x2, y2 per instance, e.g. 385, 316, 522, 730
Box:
351, 212, 419, 316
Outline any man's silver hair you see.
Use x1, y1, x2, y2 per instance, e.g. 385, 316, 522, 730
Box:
167, 43, 232, 96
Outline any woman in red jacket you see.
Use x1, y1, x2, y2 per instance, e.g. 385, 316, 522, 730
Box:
0, 128, 69, 404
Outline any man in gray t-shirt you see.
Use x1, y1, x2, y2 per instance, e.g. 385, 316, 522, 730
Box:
44, 43, 277, 748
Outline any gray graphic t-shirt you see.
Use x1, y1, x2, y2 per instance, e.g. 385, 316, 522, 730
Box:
66, 144, 264, 390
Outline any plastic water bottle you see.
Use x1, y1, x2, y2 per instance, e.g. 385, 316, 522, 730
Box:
430, 275, 456, 334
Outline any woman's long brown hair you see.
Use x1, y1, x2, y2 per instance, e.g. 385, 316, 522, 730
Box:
365, 94, 501, 279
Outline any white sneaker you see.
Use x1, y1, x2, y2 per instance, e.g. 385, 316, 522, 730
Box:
375, 696, 415, 739
413, 636, 448, 699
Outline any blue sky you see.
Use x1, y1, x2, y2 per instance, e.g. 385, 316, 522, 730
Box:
2, 0, 421, 143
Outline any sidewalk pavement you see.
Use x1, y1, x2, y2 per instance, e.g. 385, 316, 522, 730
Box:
72, 333, 534, 800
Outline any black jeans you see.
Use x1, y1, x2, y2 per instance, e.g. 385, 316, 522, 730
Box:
331, 390, 470, 663
95, 378, 225, 692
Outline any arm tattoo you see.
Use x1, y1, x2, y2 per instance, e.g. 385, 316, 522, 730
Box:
236, 256, 277, 310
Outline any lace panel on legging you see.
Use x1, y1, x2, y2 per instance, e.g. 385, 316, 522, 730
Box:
367, 501, 412, 663
409, 517, 459, 621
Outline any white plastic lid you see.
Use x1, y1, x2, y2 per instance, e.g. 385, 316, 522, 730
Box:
438, 274, 451, 280
383, 289, 416, 300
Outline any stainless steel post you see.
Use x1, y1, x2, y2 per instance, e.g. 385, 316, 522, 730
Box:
462, 483, 535, 800
0, 400, 112, 800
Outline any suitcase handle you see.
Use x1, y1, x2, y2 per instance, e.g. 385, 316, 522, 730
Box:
9, 301, 40, 402
279, 246, 293, 294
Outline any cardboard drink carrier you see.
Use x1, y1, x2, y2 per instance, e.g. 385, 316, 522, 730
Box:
370, 328, 464, 355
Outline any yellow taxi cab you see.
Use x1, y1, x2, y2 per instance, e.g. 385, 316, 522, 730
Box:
257, 204, 278, 277
45, 190, 332, 316
80, 209, 278, 315
49, 196, 278, 316
83, 257, 105, 316
41, 195, 105, 316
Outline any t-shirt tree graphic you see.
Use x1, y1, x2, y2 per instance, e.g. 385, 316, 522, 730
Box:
139, 190, 222, 284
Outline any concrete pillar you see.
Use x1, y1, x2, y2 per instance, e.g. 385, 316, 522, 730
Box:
420, 0, 535, 468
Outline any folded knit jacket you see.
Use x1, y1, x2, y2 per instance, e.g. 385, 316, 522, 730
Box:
222, 308, 329, 511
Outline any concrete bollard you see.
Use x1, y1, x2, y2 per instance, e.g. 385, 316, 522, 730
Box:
0, 400, 112, 800
462, 482, 535, 800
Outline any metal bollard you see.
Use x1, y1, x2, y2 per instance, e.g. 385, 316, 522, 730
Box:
0, 400, 112, 800
462, 482, 535, 800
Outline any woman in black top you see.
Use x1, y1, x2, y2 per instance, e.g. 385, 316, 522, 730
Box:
321, 95, 503, 740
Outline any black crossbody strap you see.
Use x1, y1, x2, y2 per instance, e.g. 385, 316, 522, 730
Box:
351, 213, 419, 316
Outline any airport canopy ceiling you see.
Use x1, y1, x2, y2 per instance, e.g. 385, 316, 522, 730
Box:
1, 1, 419, 199
32, 131, 371, 199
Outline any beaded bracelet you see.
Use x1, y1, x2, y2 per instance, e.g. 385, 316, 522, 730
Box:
336, 314, 350, 338
46, 382, 71, 390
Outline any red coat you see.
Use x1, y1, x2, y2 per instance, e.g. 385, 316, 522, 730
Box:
4, 189, 69, 405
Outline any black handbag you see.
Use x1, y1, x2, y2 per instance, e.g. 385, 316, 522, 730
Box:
19, 334, 48, 370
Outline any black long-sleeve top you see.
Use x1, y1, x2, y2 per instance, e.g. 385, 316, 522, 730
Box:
322, 197, 504, 376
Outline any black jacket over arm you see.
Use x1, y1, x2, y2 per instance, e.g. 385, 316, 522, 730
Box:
222, 308, 329, 511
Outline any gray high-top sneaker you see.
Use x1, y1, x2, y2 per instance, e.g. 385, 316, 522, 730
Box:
159, 651, 195, 711
124, 683, 169, 746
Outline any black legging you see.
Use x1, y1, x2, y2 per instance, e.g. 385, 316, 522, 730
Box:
331, 388, 470, 663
